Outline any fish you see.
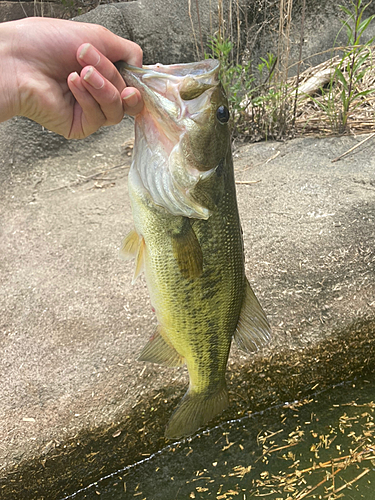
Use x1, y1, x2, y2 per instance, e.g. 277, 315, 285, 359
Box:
117, 59, 271, 439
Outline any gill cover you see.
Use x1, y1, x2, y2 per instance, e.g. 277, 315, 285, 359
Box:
117, 60, 231, 219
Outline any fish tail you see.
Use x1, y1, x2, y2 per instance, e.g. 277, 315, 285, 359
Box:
165, 384, 229, 439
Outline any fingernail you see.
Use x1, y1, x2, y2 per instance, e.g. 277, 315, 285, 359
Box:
69, 72, 79, 84
122, 91, 138, 107
83, 67, 104, 90
78, 43, 101, 66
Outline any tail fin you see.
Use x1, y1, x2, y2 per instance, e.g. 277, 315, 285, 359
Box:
165, 385, 229, 439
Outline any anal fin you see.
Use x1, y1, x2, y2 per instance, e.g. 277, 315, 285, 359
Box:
120, 228, 145, 283
234, 280, 271, 353
138, 327, 184, 367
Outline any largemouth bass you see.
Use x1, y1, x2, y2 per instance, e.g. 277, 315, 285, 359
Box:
118, 60, 271, 439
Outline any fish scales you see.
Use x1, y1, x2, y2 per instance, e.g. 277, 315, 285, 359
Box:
118, 60, 271, 439
138, 154, 243, 388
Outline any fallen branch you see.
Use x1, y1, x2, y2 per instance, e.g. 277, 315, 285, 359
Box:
327, 468, 370, 496
235, 180, 261, 185
42, 162, 130, 193
331, 132, 375, 162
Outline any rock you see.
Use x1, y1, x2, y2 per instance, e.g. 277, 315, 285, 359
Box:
0, 116, 122, 171
283, 0, 375, 73
73, 0, 375, 71
74, 0, 214, 65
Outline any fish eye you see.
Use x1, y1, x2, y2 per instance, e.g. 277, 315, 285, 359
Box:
216, 105, 230, 124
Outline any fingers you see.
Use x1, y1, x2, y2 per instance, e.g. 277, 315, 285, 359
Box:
76, 43, 144, 117
67, 66, 143, 139
78, 43, 125, 94
80, 64, 143, 118
114, 38, 143, 67
80, 65, 125, 125
66, 42, 144, 139
67, 65, 124, 139
67, 71, 105, 139
122, 87, 144, 116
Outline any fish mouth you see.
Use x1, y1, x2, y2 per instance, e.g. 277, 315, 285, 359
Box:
117, 60, 222, 220
116, 60, 220, 131
116, 59, 220, 94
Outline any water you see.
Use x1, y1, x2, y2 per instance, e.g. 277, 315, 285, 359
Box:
63, 377, 375, 500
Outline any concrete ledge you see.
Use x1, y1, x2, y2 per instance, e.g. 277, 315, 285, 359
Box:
0, 119, 374, 498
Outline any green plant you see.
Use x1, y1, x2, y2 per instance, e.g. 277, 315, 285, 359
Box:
336, 0, 375, 130
206, 35, 253, 135
258, 53, 278, 84
206, 34, 287, 139
312, 0, 375, 133
317, 79, 343, 134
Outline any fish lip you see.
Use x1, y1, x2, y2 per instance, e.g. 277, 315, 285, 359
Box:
116, 60, 220, 119
116, 59, 220, 82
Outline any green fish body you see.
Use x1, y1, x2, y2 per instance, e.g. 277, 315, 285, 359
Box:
118, 60, 271, 439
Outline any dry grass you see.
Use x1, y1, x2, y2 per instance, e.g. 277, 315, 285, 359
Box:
291, 49, 375, 136
251, 399, 375, 499
241, 48, 375, 138
198, 0, 375, 140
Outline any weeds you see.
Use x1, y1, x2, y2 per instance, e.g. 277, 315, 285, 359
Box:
335, 0, 375, 131
204, 0, 295, 140
206, 30, 294, 140
309, 0, 375, 133
204, 0, 375, 140
206, 35, 254, 136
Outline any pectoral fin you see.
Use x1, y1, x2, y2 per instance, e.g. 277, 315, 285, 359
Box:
171, 219, 203, 280
138, 327, 184, 367
120, 229, 145, 283
234, 280, 271, 353
120, 229, 139, 259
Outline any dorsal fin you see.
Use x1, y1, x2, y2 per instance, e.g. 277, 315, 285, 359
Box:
234, 280, 271, 353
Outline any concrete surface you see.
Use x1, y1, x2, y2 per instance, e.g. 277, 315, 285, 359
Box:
0, 117, 374, 498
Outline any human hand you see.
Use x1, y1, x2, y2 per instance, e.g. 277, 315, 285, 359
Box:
0, 17, 143, 139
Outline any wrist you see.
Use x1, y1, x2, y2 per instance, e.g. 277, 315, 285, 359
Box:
0, 21, 23, 122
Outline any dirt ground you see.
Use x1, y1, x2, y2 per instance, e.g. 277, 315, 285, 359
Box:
0, 116, 374, 497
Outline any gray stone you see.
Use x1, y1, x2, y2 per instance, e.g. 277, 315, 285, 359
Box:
281, 0, 375, 73
73, 0, 375, 71
74, 0, 214, 65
